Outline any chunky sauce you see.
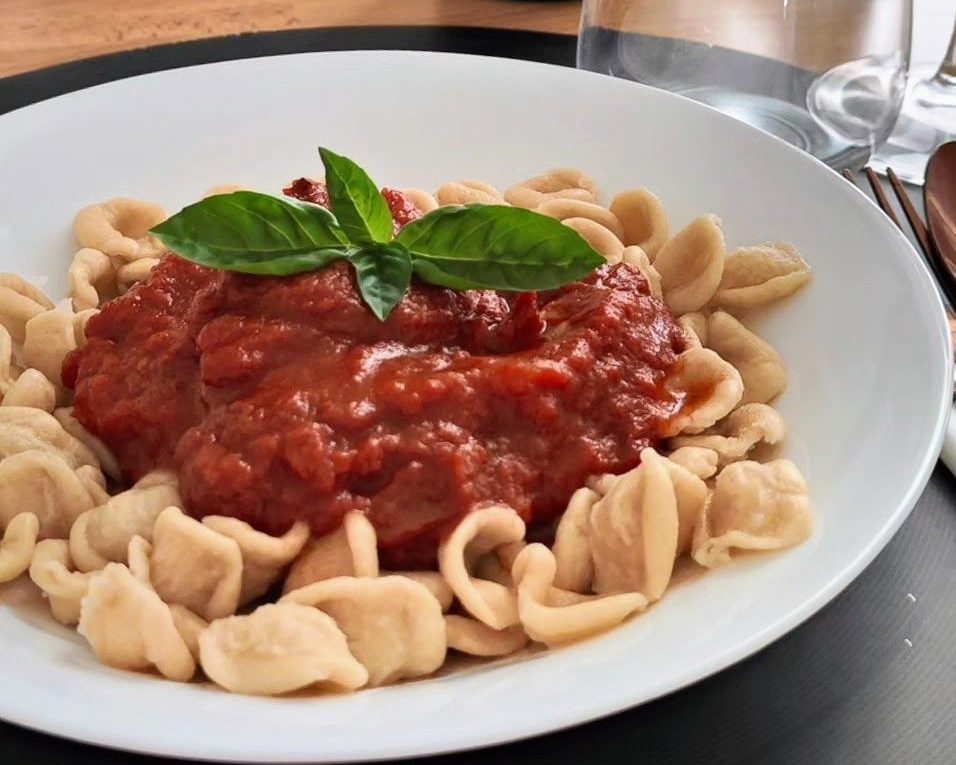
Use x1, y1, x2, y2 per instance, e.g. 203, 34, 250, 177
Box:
64, 197, 687, 568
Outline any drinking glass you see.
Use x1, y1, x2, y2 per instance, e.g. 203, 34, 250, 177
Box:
578, 0, 913, 170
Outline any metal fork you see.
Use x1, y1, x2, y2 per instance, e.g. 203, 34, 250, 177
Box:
842, 166, 956, 366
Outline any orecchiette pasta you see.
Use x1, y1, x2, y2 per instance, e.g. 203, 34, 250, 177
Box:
392, 571, 455, 612
198, 602, 368, 695
654, 214, 726, 315
69, 512, 109, 573
504, 168, 597, 209
81, 469, 181, 564
282, 575, 446, 686
666, 445, 719, 479
126, 535, 153, 586
1, 369, 57, 412
0, 512, 39, 583
0, 273, 53, 344
562, 217, 625, 263
149, 507, 242, 621
201, 516, 309, 603
68, 248, 118, 311
0, 450, 97, 539
712, 242, 812, 310
661, 459, 709, 556
401, 188, 439, 214
73, 197, 167, 262
78, 562, 196, 681
622, 245, 663, 299
536, 199, 624, 240
21, 299, 80, 389
670, 403, 787, 466
75, 464, 111, 506
438, 505, 525, 630
29, 539, 91, 625
662, 347, 744, 436
706, 311, 786, 405
609, 188, 670, 259
589, 448, 678, 599
52, 407, 121, 481
0, 406, 99, 469
169, 604, 208, 661
0, 325, 18, 397
444, 615, 529, 657
116, 258, 160, 291
693, 460, 812, 567
513, 544, 646, 646
677, 311, 708, 349
202, 184, 249, 198
435, 180, 506, 206
283, 511, 378, 593
551, 487, 599, 593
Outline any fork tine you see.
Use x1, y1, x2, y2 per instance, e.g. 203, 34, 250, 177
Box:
863, 167, 903, 230
886, 167, 934, 261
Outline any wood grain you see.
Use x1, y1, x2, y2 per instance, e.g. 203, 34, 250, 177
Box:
0, 0, 582, 77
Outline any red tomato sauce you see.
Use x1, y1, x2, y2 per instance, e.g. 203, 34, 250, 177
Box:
64, 255, 687, 569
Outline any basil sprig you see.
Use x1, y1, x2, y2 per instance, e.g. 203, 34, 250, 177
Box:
152, 148, 604, 319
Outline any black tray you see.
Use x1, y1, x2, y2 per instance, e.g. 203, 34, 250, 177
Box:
1, 25, 954, 765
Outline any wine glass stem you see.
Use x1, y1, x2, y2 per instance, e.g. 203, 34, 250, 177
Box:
935, 17, 956, 82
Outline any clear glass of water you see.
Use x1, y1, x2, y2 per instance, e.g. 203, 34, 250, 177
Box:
578, 0, 913, 170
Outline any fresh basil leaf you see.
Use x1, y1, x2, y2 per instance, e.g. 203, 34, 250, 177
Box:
151, 191, 349, 272
349, 243, 412, 320
396, 204, 605, 291
319, 147, 393, 244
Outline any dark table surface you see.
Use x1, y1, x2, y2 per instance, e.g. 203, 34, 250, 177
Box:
1, 25, 955, 765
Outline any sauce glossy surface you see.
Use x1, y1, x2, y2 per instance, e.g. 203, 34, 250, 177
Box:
65, 257, 687, 568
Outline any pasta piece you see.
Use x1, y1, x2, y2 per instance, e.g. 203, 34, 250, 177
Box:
706, 311, 787, 405
693, 460, 812, 567
75, 464, 111, 505
21, 299, 79, 389
435, 180, 506, 206
73, 197, 167, 262
677, 311, 708, 349
0, 512, 39, 583
149, 507, 242, 621
713, 242, 811, 309
670, 403, 787, 467
589, 448, 678, 598
0, 325, 18, 397
662, 347, 744, 436
512, 544, 646, 646
52, 407, 121, 480
127, 535, 152, 585
535, 199, 624, 239
72, 308, 98, 345
0, 406, 99, 469
562, 218, 625, 263
29, 539, 91, 625
78, 562, 196, 681
281, 575, 446, 686
622, 245, 663, 299
609, 188, 670, 259
667, 445, 719, 479
654, 214, 725, 315
586, 473, 617, 496
504, 168, 597, 209
69, 511, 109, 573
0, 450, 96, 539
201, 516, 309, 603
444, 615, 529, 657
169, 605, 208, 661
379, 572, 453, 612
552, 487, 599, 593
437, 505, 525, 630
1, 369, 57, 412
202, 184, 249, 198
662, 458, 709, 556
82, 469, 181, 563
0, 273, 53, 344
68, 248, 118, 311
401, 188, 439, 214
116, 258, 160, 292
283, 511, 378, 593
198, 602, 367, 696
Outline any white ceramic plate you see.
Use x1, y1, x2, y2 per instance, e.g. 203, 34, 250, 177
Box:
0, 51, 950, 762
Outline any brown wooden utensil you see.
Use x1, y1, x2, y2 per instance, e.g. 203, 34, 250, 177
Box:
925, 141, 956, 303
